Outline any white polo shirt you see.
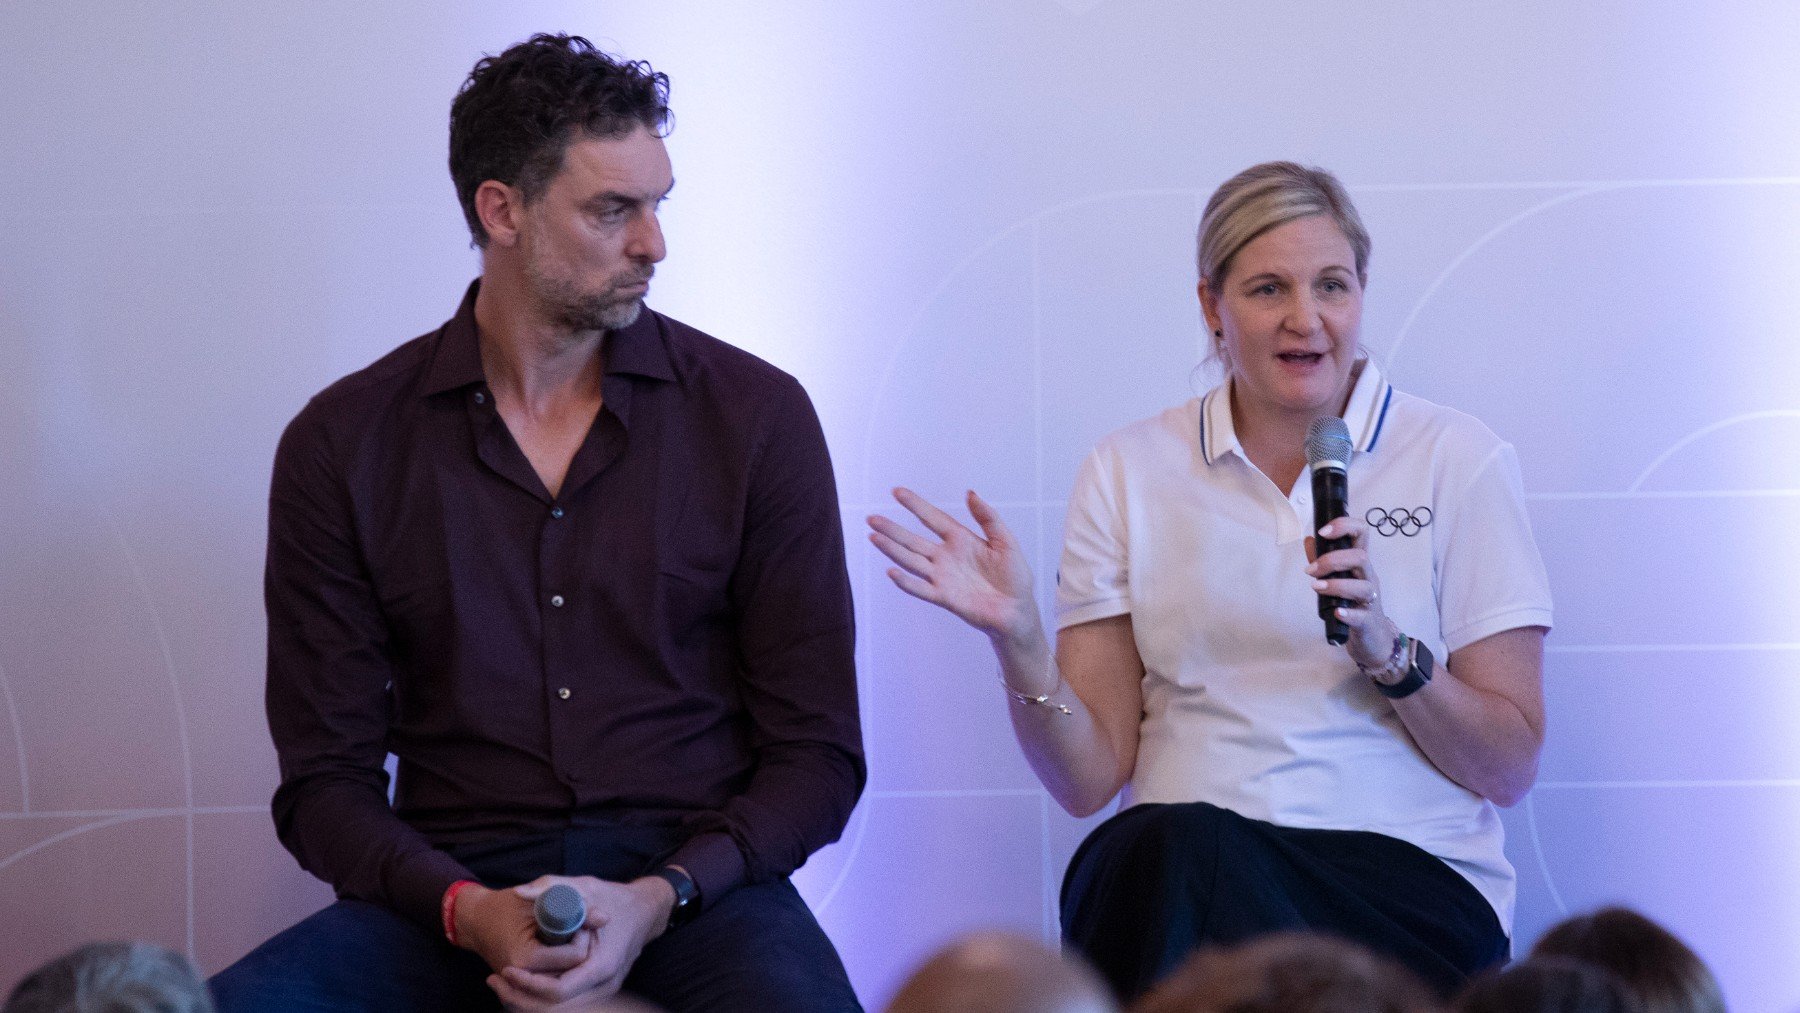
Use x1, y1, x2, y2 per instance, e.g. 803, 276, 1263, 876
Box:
1055, 359, 1552, 928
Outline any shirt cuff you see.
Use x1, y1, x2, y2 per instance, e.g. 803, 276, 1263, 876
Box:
1055, 596, 1130, 631
392, 847, 481, 932
1443, 605, 1555, 655
664, 832, 747, 911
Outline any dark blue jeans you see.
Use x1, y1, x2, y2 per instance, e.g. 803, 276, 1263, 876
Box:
211, 824, 861, 1012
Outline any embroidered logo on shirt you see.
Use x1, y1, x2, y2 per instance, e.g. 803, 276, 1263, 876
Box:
1365, 506, 1433, 537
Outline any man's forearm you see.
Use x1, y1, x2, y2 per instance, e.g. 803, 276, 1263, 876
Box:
274, 773, 476, 929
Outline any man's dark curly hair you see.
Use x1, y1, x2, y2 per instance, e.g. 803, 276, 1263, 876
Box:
449, 33, 671, 247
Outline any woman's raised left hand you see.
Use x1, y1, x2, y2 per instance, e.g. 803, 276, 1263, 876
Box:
1305, 514, 1399, 672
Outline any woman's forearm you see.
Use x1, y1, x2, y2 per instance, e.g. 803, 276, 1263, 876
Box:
992, 617, 1143, 817
1389, 627, 1547, 806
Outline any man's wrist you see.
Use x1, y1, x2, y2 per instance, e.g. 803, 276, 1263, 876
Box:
444, 880, 486, 949
648, 864, 700, 932
635, 874, 678, 937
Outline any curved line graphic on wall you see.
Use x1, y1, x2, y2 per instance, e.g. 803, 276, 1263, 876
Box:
96, 505, 196, 956
0, 660, 28, 812
806, 799, 871, 915
0, 813, 153, 874
1521, 794, 1570, 918
1383, 177, 1800, 370
1625, 410, 1800, 493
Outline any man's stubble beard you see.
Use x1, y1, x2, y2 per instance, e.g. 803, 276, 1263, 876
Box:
529, 263, 649, 335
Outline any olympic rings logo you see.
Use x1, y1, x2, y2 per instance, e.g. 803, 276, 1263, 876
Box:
1365, 506, 1432, 537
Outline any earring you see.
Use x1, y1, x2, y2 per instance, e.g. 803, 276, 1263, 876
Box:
1213, 329, 1223, 337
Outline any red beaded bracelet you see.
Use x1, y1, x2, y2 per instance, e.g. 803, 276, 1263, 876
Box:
441, 879, 478, 946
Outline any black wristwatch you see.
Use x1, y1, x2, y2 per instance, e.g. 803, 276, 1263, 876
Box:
1375, 638, 1434, 700
651, 865, 700, 931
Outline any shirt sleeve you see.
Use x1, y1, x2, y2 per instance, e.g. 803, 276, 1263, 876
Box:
264, 402, 474, 931
1056, 445, 1132, 630
1434, 441, 1555, 654
666, 375, 864, 908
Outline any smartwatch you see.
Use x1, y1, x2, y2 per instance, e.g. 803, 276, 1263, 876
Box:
651, 865, 700, 931
1374, 638, 1434, 700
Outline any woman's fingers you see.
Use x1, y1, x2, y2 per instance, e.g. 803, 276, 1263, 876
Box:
868, 513, 937, 558
1307, 546, 1369, 579
886, 567, 941, 604
1312, 576, 1378, 606
1317, 514, 1370, 546
869, 529, 932, 580
893, 487, 970, 540
966, 490, 1021, 553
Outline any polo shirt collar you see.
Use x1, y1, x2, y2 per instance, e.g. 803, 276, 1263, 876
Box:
1198, 356, 1396, 465
421, 279, 678, 397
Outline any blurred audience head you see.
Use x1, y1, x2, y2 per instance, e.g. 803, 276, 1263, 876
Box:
1132, 932, 1439, 1013
1453, 956, 1643, 1013
3, 941, 213, 1013
1531, 907, 1724, 1013
886, 931, 1118, 1013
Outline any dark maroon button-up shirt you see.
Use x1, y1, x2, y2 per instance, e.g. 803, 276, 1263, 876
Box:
265, 282, 862, 929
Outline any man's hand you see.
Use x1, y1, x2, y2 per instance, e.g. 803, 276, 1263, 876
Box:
486, 874, 678, 1011
453, 882, 595, 978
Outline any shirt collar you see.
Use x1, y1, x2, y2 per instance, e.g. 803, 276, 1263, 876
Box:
421, 278, 678, 397
1198, 356, 1395, 465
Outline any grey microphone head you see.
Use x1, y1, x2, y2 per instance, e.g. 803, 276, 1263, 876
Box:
1305, 416, 1353, 472
534, 883, 587, 945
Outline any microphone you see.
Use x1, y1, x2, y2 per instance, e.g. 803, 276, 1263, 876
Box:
1306, 416, 1354, 646
534, 883, 587, 946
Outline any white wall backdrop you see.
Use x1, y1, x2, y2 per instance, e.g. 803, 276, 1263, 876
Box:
3, 2, 1799, 1009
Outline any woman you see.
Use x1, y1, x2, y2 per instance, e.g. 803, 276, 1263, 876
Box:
868, 162, 1552, 1000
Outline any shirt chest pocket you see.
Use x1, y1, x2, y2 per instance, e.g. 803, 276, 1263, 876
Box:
654, 480, 742, 635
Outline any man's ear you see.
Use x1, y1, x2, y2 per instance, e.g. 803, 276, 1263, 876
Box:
475, 180, 524, 248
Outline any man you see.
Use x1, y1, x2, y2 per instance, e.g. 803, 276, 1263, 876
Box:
211, 34, 864, 1012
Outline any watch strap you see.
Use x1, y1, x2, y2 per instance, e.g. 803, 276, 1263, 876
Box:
651, 865, 700, 930
1375, 638, 1434, 699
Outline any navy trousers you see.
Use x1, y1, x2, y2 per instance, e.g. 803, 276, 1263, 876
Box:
1060, 801, 1508, 1002
211, 824, 861, 1012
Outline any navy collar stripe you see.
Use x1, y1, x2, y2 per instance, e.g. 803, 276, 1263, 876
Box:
1363, 384, 1395, 453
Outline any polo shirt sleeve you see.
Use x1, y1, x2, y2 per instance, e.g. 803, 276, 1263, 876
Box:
1056, 445, 1132, 630
1434, 441, 1554, 654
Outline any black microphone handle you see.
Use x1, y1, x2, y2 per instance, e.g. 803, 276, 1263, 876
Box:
1311, 466, 1353, 645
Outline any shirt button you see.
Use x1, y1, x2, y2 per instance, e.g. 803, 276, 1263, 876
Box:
473, 390, 486, 404
558, 687, 571, 700
550, 594, 565, 608
550, 507, 564, 519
